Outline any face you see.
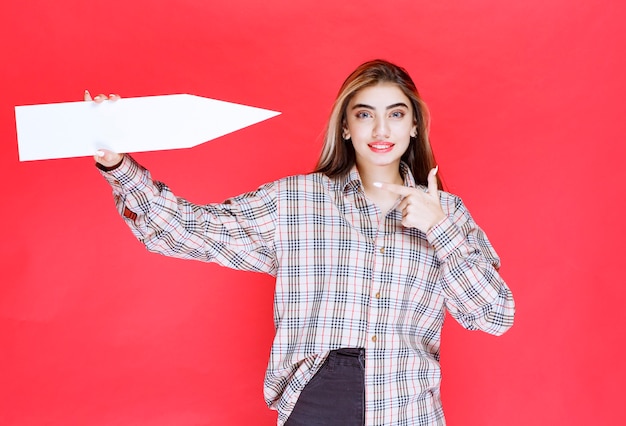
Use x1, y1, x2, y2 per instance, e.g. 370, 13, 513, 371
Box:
343, 82, 417, 172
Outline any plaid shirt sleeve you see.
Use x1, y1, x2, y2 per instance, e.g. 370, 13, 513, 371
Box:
426, 193, 515, 336
97, 155, 278, 275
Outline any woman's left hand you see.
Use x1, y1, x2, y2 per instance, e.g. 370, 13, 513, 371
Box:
374, 166, 446, 233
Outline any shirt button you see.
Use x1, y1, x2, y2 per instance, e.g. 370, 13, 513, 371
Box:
371, 335, 377, 343
379, 247, 385, 254
375, 292, 381, 299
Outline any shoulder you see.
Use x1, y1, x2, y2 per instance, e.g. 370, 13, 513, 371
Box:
264, 173, 339, 204
439, 189, 462, 205
274, 172, 334, 191
231, 173, 331, 201
438, 190, 484, 229
438, 190, 467, 215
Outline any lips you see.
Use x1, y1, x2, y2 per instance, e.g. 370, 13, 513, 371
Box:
368, 141, 394, 153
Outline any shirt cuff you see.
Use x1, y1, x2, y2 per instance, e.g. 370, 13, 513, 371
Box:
426, 216, 466, 262
96, 154, 144, 192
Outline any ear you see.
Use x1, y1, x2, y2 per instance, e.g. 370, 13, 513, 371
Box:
410, 123, 417, 138
342, 124, 350, 140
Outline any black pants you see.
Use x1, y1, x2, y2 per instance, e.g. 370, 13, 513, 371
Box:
285, 348, 365, 426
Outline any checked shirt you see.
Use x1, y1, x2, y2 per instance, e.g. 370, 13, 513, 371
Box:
99, 156, 515, 425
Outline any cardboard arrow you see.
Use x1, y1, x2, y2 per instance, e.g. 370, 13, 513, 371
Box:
15, 94, 281, 161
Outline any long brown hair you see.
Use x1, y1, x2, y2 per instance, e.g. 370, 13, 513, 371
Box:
314, 59, 442, 189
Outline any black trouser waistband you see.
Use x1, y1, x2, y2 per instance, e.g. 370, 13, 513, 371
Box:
334, 348, 365, 357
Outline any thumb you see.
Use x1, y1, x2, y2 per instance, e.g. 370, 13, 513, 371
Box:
427, 165, 439, 194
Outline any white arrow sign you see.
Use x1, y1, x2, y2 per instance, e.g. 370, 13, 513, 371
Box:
15, 94, 281, 161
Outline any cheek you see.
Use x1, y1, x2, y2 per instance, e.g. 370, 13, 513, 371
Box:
348, 122, 370, 138
393, 122, 413, 137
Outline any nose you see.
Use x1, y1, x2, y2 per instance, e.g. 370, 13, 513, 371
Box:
373, 117, 390, 139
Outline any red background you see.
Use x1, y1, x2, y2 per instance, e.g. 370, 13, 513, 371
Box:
1, 0, 625, 424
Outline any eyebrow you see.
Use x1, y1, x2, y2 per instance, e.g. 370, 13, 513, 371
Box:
351, 102, 409, 110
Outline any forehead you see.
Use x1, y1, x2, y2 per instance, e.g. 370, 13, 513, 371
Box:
349, 82, 412, 108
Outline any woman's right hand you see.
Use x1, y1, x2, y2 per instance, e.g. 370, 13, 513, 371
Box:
84, 90, 124, 167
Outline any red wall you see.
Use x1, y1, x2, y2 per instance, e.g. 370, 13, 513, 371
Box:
1, 0, 625, 424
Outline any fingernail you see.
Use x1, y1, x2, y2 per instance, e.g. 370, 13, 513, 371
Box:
373, 182, 383, 188
96, 150, 105, 157
433, 165, 439, 175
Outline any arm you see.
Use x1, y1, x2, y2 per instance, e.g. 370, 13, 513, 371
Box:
375, 167, 514, 336
97, 154, 278, 275
426, 196, 515, 336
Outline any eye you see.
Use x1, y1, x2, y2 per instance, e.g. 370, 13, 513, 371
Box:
355, 111, 372, 119
390, 110, 406, 119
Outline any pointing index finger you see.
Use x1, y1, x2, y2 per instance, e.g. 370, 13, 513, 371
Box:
372, 182, 415, 196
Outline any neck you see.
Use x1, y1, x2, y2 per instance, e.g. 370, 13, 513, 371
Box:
356, 162, 404, 215
357, 161, 404, 191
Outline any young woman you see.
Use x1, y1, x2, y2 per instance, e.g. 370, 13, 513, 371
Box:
92, 59, 515, 426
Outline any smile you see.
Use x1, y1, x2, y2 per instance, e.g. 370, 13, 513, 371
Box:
368, 142, 394, 153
